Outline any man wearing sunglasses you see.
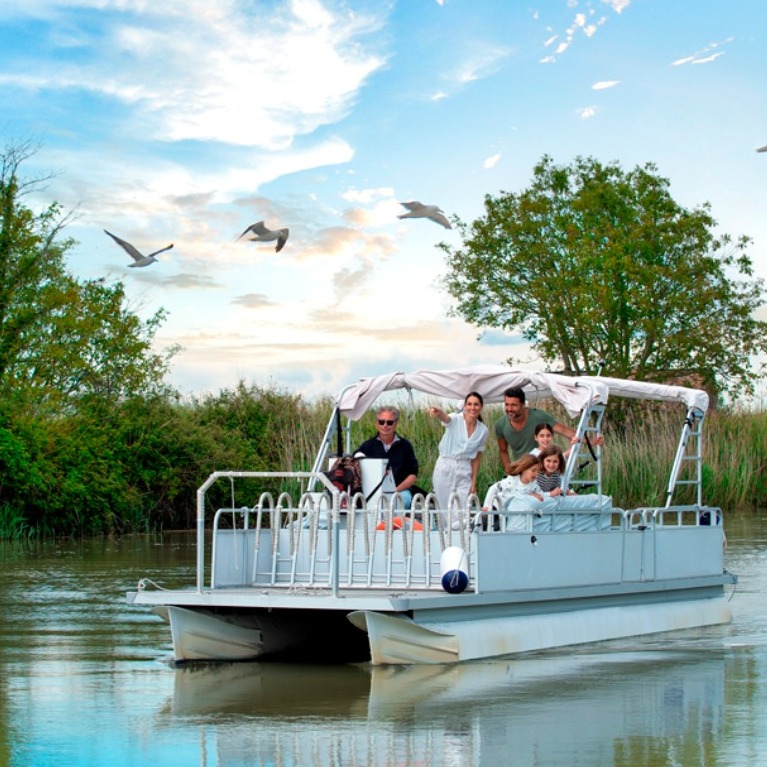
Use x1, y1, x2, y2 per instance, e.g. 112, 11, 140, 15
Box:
355, 406, 419, 509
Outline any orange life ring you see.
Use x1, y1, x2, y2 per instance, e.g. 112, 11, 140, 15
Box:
376, 517, 423, 531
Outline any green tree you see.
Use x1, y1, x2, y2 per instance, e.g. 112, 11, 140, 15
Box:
1, 142, 179, 536
0, 141, 173, 412
439, 155, 767, 397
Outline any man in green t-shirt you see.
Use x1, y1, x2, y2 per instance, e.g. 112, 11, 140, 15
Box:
495, 386, 576, 474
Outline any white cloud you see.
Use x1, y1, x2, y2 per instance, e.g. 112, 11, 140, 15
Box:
451, 45, 511, 85
692, 52, 725, 64
343, 198, 402, 229
671, 37, 733, 67
538, 1, 626, 63
342, 187, 395, 204
5, 0, 389, 150
602, 0, 630, 12
592, 80, 620, 90
232, 293, 275, 308
577, 106, 597, 119
165, 273, 223, 290
483, 153, 501, 169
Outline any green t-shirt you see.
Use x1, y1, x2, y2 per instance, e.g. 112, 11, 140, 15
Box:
494, 407, 555, 460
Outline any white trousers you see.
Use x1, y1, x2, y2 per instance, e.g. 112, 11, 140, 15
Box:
432, 456, 472, 510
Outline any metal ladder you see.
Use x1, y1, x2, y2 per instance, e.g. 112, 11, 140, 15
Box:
665, 407, 705, 508
563, 403, 605, 495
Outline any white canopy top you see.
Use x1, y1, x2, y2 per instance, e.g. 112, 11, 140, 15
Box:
336, 365, 708, 421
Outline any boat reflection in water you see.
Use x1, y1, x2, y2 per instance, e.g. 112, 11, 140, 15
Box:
162, 649, 727, 766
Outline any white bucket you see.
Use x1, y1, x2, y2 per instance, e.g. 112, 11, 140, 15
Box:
440, 546, 469, 594
359, 457, 390, 508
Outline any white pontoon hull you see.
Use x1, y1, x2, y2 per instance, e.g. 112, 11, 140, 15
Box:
134, 559, 734, 664
351, 597, 732, 665
167, 606, 265, 661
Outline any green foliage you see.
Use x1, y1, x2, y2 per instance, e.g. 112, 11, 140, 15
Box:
439, 155, 767, 397
0, 382, 336, 536
0, 142, 174, 413
1, 386, 765, 539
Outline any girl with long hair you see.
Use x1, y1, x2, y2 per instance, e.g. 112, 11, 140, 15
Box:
482, 452, 544, 511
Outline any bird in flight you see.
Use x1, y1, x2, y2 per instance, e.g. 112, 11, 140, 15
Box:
757, 145, 767, 153
237, 221, 289, 252
104, 230, 173, 267
398, 201, 452, 229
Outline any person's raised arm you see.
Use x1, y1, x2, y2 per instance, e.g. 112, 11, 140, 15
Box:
557, 422, 605, 450
428, 406, 451, 425
552, 422, 576, 441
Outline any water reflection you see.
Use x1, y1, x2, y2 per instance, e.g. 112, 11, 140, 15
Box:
0, 520, 765, 767
159, 651, 729, 767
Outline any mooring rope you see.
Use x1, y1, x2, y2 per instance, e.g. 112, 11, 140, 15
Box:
136, 578, 167, 592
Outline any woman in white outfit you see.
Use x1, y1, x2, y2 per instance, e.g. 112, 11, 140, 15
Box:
428, 392, 489, 510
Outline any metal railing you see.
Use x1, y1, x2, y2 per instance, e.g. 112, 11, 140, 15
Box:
198, 470, 723, 596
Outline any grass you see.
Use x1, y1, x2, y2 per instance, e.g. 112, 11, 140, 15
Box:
2, 389, 763, 540
0, 502, 36, 541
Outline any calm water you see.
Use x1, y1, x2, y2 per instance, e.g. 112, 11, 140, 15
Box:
1, 514, 765, 767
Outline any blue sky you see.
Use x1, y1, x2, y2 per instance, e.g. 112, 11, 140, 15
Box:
1, 0, 766, 399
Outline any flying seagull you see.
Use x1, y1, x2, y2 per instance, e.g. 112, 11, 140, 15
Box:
397, 201, 452, 229
104, 230, 173, 267
757, 145, 767, 153
237, 220, 289, 252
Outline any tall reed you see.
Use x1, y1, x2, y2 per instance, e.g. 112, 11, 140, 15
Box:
3, 385, 763, 539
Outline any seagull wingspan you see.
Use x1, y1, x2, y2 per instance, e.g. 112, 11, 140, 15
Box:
398, 201, 452, 229
148, 243, 174, 258
104, 229, 144, 261
240, 220, 289, 251
238, 220, 269, 240
104, 229, 172, 265
429, 211, 452, 229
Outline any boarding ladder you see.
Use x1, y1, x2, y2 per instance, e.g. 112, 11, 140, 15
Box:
664, 406, 705, 508
562, 402, 605, 495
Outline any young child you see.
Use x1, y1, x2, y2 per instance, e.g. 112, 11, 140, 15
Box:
482, 453, 544, 510
529, 422, 554, 456
536, 445, 575, 497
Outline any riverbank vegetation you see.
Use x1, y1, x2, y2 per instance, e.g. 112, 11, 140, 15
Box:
1, 385, 765, 539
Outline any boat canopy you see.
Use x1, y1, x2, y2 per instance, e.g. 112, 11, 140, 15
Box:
336, 366, 708, 421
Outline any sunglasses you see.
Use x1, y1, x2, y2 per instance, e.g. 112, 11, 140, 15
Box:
377, 419, 396, 426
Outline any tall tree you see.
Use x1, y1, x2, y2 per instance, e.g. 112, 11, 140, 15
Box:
439, 155, 767, 396
0, 142, 174, 412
